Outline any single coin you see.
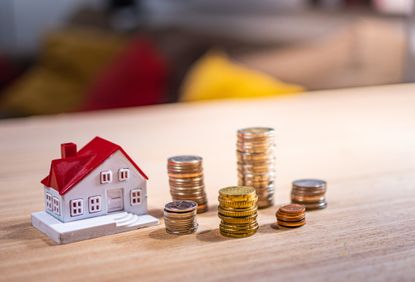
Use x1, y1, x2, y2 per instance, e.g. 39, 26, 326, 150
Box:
164, 200, 197, 213
219, 213, 258, 224
220, 223, 259, 233
291, 195, 326, 203
277, 218, 306, 228
166, 224, 198, 235
219, 186, 257, 201
292, 179, 326, 190
168, 155, 202, 165
218, 207, 258, 217
219, 229, 257, 238
276, 215, 305, 222
168, 172, 203, 178
237, 127, 275, 138
279, 204, 306, 214
218, 197, 258, 208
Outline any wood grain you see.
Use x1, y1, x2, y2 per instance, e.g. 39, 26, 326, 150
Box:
1, 84, 415, 281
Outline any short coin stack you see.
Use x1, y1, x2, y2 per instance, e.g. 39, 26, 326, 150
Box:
218, 186, 259, 238
237, 127, 276, 208
276, 204, 306, 228
164, 200, 198, 235
291, 179, 327, 210
167, 155, 208, 213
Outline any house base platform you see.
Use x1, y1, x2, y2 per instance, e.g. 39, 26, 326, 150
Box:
32, 211, 159, 244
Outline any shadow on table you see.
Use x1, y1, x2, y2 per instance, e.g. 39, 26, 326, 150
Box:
258, 223, 288, 234
196, 228, 230, 242
0, 219, 55, 247
148, 227, 180, 241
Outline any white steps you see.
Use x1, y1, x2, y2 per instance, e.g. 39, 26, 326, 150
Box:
114, 212, 142, 228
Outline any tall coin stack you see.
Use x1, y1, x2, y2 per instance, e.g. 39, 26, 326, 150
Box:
218, 186, 259, 238
291, 179, 327, 210
237, 127, 276, 208
164, 200, 198, 235
167, 155, 208, 213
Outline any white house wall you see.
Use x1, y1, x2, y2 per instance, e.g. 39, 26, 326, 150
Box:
44, 186, 64, 221
59, 150, 148, 223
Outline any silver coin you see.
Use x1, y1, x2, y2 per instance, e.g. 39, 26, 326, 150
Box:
292, 179, 326, 189
168, 155, 202, 165
164, 200, 197, 213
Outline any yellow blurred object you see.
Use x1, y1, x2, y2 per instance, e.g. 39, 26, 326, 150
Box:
180, 51, 304, 102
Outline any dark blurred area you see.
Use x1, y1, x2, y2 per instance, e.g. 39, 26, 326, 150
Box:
0, 0, 414, 118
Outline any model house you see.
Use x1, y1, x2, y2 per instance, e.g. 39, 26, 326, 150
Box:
32, 136, 159, 244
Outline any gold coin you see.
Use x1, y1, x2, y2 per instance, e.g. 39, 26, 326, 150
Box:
219, 213, 258, 224
218, 206, 257, 217
219, 228, 257, 238
218, 186, 257, 201
218, 197, 258, 208
220, 222, 259, 232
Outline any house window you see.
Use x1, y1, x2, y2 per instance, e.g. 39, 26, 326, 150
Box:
100, 170, 112, 184
45, 193, 52, 211
52, 197, 60, 216
130, 189, 141, 206
70, 199, 84, 216
88, 196, 102, 213
118, 168, 129, 181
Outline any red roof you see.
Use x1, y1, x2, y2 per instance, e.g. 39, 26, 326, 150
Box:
41, 137, 148, 195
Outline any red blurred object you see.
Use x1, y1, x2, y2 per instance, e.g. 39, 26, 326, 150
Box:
0, 54, 19, 92
83, 38, 167, 111
41, 136, 148, 195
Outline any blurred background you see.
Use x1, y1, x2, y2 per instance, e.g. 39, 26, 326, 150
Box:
0, 0, 414, 118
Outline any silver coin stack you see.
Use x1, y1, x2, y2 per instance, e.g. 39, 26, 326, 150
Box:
167, 155, 208, 213
164, 200, 198, 235
237, 127, 276, 209
291, 179, 327, 210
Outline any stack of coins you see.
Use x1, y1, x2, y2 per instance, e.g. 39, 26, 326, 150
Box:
218, 186, 259, 238
167, 155, 208, 213
237, 127, 276, 208
164, 200, 198, 235
291, 179, 327, 210
276, 204, 306, 228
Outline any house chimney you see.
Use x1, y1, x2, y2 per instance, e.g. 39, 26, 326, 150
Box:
61, 143, 77, 158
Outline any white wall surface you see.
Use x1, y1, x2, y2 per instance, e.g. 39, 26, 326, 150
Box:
0, 0, 104, 55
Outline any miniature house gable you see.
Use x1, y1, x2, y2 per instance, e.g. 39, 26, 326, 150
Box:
59, 150, 148, 222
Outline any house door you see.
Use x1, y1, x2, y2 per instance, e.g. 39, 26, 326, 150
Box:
107, 188, 124, 212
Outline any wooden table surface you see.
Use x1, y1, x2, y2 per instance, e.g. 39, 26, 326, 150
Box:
1, 84, 415, 282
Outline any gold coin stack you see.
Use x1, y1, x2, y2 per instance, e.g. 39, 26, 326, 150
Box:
237, 127, 276, 208
291, 179, 327, 210
276, 204, 306, 228
167, 155, 208, 213
164, 200, 198, 235
218, 186, 259, 238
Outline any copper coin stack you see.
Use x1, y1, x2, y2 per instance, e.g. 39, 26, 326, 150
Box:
276, 204, 306, 228
164, 200, 198, 235
167, 155, 208, 213
291, 179, 327, 210
218, 186, 259, 238
237, 127, 276, 208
